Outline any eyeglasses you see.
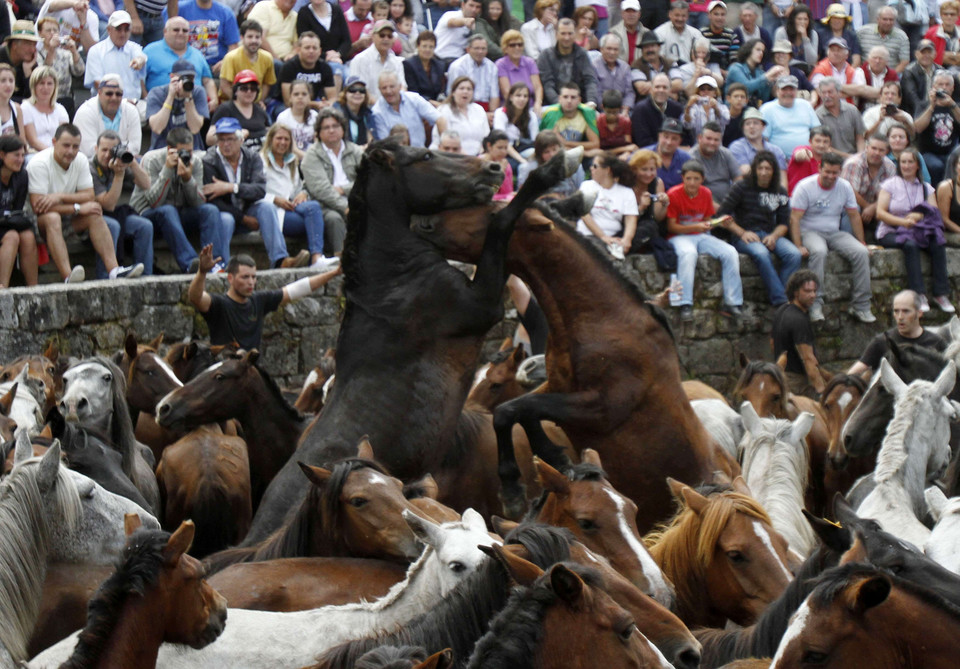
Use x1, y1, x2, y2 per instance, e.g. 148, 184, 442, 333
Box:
347, 87, 366, 94
507, 42, 523, 48
237, 84, 259, 92
101, 90, 122, 97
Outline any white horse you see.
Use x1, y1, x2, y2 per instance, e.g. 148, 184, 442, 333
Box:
31, 508, 498, 669
855, 359, 958, 548
59, 358, 160, 514
0, 367, 44, 437
924, 486, 960, 574
739, 402, 816, 558
692, 398, 744, 462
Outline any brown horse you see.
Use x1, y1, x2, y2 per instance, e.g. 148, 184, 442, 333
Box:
819, 374, 869, 503
204, 442, 422, 573
644, 478, 793, 629
164, 341, 239, 384
768, 563, 960, 669
0, 382, 19, 442
0, 341, 61, 412
295, 349, 337, 414
523, 449, 676, 608
47, 517, 227, 669
466, 339, 529, 412
417, 200, 735, 530
156, 424, 253, 558
155, 350, 305, 508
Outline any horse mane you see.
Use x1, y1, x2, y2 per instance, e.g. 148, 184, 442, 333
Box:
523, 463, 607, 522
0, 456, 81, 662
872, 378, 935, 483
732, 361, 789, 416
738, 418, 809, 536
466, 562, 603, 669
885, 342, 946, 380
314, 523, 576, 669
60, 528, 171, 669
644, 489, 774, 618
820, 373, 866, 401
252, 362, 304, 423
355, 645, 429, 669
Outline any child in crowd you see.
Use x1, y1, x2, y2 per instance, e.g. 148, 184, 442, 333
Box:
596, 90, 636, 157
481, 129, 514, 200
360, 1, 391, 41
395, 15, 417, 57
389, 123, 411, 145
276, 81, 319, 156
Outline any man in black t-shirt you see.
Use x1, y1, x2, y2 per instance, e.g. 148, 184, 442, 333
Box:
187, 245, 340, 350
277, 32, 336, 110
771, 269, 825, 399
847, 290, 947, 380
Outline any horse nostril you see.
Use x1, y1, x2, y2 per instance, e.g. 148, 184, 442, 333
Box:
157, 403, 170, 418
487, 162, 502, 173
677, 648, 701, 669
77, 398, 88, 412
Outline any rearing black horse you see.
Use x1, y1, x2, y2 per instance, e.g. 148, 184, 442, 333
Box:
243, 141, 582, 542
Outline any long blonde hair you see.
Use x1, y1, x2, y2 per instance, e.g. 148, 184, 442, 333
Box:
28, 66, 59, 107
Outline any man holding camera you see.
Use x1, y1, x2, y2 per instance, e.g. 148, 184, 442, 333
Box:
73, 74, 142, 159
146, 59, 209, 150
131, 127, 228, 274
915, 70, 960, 184
91, 130, 155, 275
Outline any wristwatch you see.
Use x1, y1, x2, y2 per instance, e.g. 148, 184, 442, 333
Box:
233, 183, 239, 194
73, 203, 80, 215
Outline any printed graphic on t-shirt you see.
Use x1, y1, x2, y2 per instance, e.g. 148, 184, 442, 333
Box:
933, 110, 956, 150
188, 20, 222, 60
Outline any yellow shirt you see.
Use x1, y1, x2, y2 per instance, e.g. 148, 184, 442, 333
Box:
219, 47, 278, 101
247, 0, 297, 60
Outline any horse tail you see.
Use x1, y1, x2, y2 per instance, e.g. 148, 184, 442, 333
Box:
185, 483, 243, 560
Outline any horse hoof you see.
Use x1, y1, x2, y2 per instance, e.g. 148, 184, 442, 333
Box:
563, 147, 584, 177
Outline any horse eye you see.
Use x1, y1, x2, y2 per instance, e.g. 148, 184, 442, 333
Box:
727, 550, 746, 564
618, 622, 637, 643
888, 563, 904, 575
47, 367, 55, 375
577, 518, 598, 532
102, 374, 111, 382
801, 650, 828, 665
215, 373, 224, 381
449, 561, 466, 573
349, 497, 368, 508
423, 152, 432, 161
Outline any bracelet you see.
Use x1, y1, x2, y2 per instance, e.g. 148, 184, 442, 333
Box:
162, 102, 173, 111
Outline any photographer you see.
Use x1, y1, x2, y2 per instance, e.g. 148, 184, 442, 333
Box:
91, 130, 155, 276
915, 71, 960, 184
146, 59, 209, 151
130, 127, 228, 274
0, 136, 38, 287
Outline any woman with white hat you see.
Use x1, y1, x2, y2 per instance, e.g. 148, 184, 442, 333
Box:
816, 3, 862, 67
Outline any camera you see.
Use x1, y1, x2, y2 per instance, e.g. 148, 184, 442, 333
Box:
110, 142, 133, 164
649, 194, 659, 202
936, 89, 948, 99
180, 76, 195, 93
178, 149, 192, 166
885, 104, 898, 116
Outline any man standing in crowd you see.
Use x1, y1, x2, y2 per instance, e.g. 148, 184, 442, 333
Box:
147, 59, 208, 150
760, 75, 821, 157
655, 1, 701, 66
631, 73, 684, 146
74, 74, 142, 158
247, 0, 298, 65
915, 71, 960, 183
220, 20, 277, 103
434, 0, 483, 63
593, 34, 635, 110
538, 18, 598, 105
277, 31, 336, 110
371, 71, 444, 146
700, 1, 739, 74
901, 40, 943, 117
28, 123, 143, 283
85, 11, 148, 109
771, 269, 826, 398
787, 126, 833, 194
857, 7, 910, 74
815, 78, 865, 159
790, 152, 874, 324
447, 34, 499, 110
610, 0, 648, 65
840, 135, 896, 228
646, 117, 691, 189
810, 37, 867, 104
689, 121, 740, 205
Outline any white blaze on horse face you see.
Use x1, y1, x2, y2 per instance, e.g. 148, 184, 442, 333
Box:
154, 356, 184, 388
771, 599, 812, 668
837, 391, 853, 412
366, 472, 391, 487
302, 369, 319, 394
643, 631, 674, 669
604, 488, 674, 605
472, 363, 491, 390
752, 520, 793, 581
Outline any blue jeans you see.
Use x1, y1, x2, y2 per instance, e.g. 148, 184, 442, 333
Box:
669, 232, 743, 307
877, 232, 950, 298
143, 203, 226, 272
131, 12, 165, 45
95, 216, 121, 279
924, 152, 948, 185
220, 201, 287, 266
281, 200, 325, 256
733, 231, 802, 305
104, 212, 155, 275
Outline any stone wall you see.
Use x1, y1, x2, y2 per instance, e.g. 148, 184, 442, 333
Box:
1, 250, 956, 393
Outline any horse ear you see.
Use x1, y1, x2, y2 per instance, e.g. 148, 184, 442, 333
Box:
163, 520, 196, 566
298, 462, 332, 487
355, 435, 375, 461
833, 492, 860, 526
38, 423, 53, 439
934, 360, 957, 399
124, 332, 138, 361
403, 509, 444, 547
739, 352, 750, 369
731, 475, 753, 498
740, 400, 762, 435
949, 316, 960, 343
803, 509, 851, 553
491, 515, 519, 537
404, 473, 439, 500
208, 344, 226, 357
524, 209, 555, 230
847, 574, 891, 616
0, 382, 17, 416
461, 508, 488, 534
366, 145, 395, 168
148, 333, 164, 350
549, 563, 585, 604
36, 439, 62, 493
925, 486, 950, 522
581, 448, 602, 468
491, 542, 543, 587
840, 531, 869, 565
124, 513, 142, 536
680, 485, 709, 515
185, 341, 199, 360
534, 457, 570, 495
510, 345, 526, 368
498, 337, 513, 352
416, 648, 454, 669
13, 427, 33, 466
44, 340, 59, 363
878, 358, 907, 399
666, 477, 687, 500
790, 412, 816, 445
243, 349, 260, 366
775, 352, 788, 370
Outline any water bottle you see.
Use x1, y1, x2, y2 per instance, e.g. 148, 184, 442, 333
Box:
668, 274, 682, 307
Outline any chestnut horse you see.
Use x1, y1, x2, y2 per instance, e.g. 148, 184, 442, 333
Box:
644, 478, 793, 629
33, 518, 228, 669
204, 443, 422, 573
164, 341, 240, 384
0, 341, 61, 412
0, 382, 19, 442
156, 424, 252, 558
466, 339, 529, 411
295, 348, 337, 414
417, 199, 735, 529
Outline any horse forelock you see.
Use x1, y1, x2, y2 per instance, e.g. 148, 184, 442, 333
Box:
318, 458, 391, 550
733, 362, 789, 416
740, 419, 810, 500
504, 524, 574, 566
821, 374, 867, 401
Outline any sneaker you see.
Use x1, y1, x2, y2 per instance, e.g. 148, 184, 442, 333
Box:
919, 294, 931, 313
848, 307, 877, 324
720, 304, 742, 319
311, 256, 341, 272
279, 249, 311, 269
934, 295, 957, 313
187, 258, 200, 274
111, 263, 144, 280
64, 265, 84, 284
679, 305, 693, 322
809, 304, 824, 322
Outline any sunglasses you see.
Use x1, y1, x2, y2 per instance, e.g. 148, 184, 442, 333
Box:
237, 84, 259, 92
507, 42, 523, 47
101, 89, 122, 97
347, 87, 366, 94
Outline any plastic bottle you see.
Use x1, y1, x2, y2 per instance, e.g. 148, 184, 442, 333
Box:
668, 274, 682, 307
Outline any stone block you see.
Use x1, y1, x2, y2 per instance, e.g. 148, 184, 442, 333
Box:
258, 336, 299, 376
142, 278, 186, 305
684, 338, 734, 375
0, 329, 43, 359
299, 325, 339, 370
17, 289, 69, 331
0, 293, 17, 329
132, 305, 193, 341
283, 298, 322, 327
80, 323, 127, 352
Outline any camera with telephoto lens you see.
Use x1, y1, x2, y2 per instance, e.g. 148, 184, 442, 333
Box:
178, 149, 192, 166
181, 76, 195, 93
885, 104, 898, 116
110, 142, 133, 164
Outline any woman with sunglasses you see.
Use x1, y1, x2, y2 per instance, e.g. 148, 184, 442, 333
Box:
333, 75, 375, 146
496, 29, 543, 117
208, 69, 270, 150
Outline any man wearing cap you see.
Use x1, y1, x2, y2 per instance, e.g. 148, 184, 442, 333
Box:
729, 107, 787, 181
538, 18, 598, 105
700, 1, 740, 73
915, 70, 960, 183
351, 20, 407, 103
631, 72, 684, 146
447, 34, 500, 111
146, 59, 209, 150
901, 39, 952, 118
220, 20, 278, 103
161, 0, 240, 73
924, 0, 960, 72
73, 74, 142, 159
539, 81, 599, 151
203, 117, 304, 269
592, 34, 635, 109
631, 31, 673, 99
610, 0, 649, 65
655, 1, 702, 66
278, 32, 336, 110
760, 74, 821, 157
371, 70, 445, 147
814, 78, 865, 158
144, 16, 218, 110
434, 0, 483, 62
0, 20, 40, 103
689, 120, 740, 203
644, 117, 692, 189
810, 37, 868, 105
85, 11, 148, 107
247, 0, 299, 63
857, 6, 910, 74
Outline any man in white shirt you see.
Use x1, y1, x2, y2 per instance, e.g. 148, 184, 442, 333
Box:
446, 34, 500, 111
654, 1, 702, 66
350, 20, 406, 102
28, 123, 143, 283
73, 74, 143, 159
84, 10, 148, 111
434, 0, 483, 62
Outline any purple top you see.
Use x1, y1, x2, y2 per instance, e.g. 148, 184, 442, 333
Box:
877, 176, 934, 239
496, 55, 540, 94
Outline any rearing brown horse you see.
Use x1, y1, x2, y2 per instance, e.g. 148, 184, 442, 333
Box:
418, 199, 736, 531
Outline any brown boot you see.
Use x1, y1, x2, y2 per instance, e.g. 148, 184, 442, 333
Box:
280, 250, 310, 268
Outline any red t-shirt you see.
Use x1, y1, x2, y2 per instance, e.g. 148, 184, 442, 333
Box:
599, 115, 632, 149
787, 145, 820, 196
626, 30, 639, 64
666, 184, 714, 237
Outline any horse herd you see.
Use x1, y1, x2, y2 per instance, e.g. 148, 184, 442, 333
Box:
2, 142, 960, 668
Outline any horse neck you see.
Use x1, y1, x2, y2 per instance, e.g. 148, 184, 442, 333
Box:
867, 587, 960, 665
874, 397, 938, 514
234, 372, 302, 445
65, 597, 166, 669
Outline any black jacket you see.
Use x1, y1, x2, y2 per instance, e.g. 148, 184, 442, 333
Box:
201, 146, 267, 223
